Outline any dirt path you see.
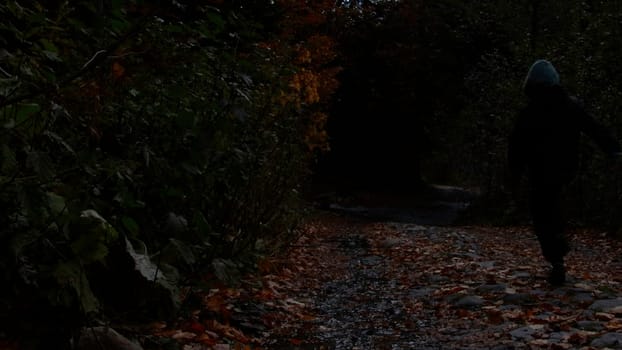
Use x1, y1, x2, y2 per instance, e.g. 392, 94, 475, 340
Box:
262, 213, 622, 349
148, 202, 622, 350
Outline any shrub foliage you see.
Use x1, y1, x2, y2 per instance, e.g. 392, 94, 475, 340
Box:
0, 1, 338, 346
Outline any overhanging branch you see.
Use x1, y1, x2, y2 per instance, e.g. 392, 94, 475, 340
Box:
0, 17, 150, 109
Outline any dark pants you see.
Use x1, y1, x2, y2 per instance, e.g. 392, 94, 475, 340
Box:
529, 181, 570, 264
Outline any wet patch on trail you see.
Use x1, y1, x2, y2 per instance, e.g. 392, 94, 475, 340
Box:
321, 185, 477, 226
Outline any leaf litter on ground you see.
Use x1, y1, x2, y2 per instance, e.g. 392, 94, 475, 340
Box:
147, 211, 622, 349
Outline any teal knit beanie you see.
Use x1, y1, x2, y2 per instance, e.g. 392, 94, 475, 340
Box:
524, 59, 560, 88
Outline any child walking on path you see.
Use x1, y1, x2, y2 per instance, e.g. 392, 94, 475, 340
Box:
508, 59, 620, 285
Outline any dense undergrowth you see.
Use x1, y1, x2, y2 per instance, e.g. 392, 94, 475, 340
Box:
0, 1, 339, 348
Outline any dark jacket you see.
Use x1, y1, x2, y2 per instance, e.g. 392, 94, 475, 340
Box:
508, 85, 620, 187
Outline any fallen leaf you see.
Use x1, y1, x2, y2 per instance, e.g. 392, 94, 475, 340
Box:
605, 319, 622, 330
567, 331, 594, 345
195, 333, 217, 346
485, 308, 504, 324
172, 331, 197, 341
530, 339, 550, 346
112, 61, 125, 79
595, 312, 615, 321
550, 343, 572, 350
187, 321, 206, 334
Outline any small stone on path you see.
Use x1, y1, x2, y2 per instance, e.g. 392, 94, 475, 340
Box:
453, 295, 484, 309
590, 332, 622, 348
475, 283, 506, 294
589, 298, 622, 312
575, 320, 604, 332
510, 325, 543, 341
503, 293, 534, 305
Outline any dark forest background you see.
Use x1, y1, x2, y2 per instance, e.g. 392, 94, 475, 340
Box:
2, 0, 622, 347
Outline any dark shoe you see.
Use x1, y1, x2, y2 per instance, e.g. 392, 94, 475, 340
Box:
548, 263, 566, 286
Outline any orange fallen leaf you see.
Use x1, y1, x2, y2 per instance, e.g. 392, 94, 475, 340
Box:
567, 331, 592, 345
196, 333, 217, 346
298, 313, 316, 321
605, 319, 622, 331
206, 294, 225, 313
187, 321, 206, 334
486, 309, 504, 325
595, 312, 615, 321
112, 61, 125, 79
290, 338, 303, 345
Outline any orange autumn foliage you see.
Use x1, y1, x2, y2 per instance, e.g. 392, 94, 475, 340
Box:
271, 1, 341, 152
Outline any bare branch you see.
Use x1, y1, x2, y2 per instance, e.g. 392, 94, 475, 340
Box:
81, 50, 108, 71
0, 16, 150, 109
0, 66, 12, 78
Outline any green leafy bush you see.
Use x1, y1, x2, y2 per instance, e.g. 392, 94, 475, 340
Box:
0, 1, 318, 346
